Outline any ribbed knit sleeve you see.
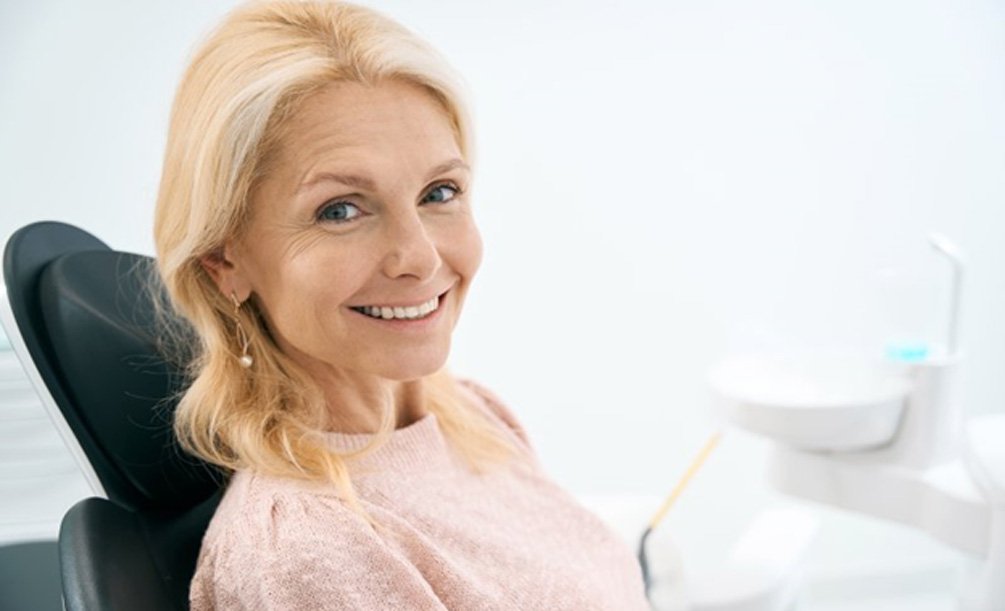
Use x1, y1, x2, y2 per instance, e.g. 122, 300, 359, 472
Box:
191, 479, 447, 610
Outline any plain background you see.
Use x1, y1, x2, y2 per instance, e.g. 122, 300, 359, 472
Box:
2, 0, 1004, 603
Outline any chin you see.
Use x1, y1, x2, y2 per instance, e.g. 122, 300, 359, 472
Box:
374, 351, 450, 382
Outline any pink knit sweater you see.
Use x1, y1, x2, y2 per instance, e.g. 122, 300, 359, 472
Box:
189, 378, 650, 610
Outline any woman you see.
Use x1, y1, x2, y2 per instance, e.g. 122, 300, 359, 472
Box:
154, 1, 650, 608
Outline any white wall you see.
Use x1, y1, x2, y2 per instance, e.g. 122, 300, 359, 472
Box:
2, 0, 1004, 596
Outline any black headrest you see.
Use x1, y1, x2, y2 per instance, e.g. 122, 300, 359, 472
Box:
3, 222, 221, 512
37, 250, 221, 510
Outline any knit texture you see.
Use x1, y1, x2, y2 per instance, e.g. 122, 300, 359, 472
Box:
189, 378, 651, 610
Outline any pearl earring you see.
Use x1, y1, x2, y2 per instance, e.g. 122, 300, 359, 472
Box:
230, 292, 253, 368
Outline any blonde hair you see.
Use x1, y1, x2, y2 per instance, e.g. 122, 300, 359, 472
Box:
153, 0, 515, 528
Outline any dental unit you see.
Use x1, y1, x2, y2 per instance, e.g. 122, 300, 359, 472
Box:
707, 234, 1004, 610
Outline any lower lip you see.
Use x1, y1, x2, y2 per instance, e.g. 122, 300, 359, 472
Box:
347, 291, 448, 331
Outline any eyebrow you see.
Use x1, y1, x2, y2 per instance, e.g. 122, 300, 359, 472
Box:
296, 158, 470, 194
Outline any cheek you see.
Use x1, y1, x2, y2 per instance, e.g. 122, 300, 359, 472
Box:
448, 218, 483, 280
287, 252, 366, 313
247, 244, 364, 334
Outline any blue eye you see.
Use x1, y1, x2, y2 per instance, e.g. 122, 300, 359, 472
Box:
423, 183, 459, 204
317, 200, 361, 224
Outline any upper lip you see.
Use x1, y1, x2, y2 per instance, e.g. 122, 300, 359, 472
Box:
348, 286, 452, 310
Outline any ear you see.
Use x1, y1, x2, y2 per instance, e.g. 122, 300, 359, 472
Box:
199, 241, 252, 302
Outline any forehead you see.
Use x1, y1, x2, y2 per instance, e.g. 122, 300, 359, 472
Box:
274, 79, 461, 178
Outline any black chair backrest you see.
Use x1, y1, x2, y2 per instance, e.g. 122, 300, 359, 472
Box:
59, 492, 222, 611
3, 221, 224, 610
4, 221, 220, 510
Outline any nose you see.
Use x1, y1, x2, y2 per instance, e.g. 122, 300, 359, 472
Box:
380, 210, 441, 282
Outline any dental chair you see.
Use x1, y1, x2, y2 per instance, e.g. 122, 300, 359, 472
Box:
2, 221, 223, 610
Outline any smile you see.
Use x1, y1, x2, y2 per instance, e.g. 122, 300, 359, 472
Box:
349, 294, 441, 321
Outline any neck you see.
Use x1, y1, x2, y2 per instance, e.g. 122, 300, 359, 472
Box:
319, 374, 428, 434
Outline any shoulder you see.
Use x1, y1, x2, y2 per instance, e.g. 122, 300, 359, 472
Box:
191, 470, 452, 609
454, 376, 536, 456
190, 471, 387, 607
199, 470, 368, 556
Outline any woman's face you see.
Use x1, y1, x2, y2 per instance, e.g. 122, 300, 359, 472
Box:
208, 79, 481, 383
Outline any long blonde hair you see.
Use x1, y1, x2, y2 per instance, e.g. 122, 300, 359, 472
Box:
153, 0, 516, 527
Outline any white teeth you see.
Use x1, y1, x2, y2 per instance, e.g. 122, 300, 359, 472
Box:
356, 295, 440, 320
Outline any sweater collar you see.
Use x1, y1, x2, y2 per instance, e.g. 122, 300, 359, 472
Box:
322, 411, 451, 476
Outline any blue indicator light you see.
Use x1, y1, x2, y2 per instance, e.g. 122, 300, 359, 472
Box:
885, 343, 930, 362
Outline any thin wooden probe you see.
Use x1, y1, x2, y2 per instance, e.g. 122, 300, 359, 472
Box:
638, 430, 724, 597
648, 429, 723, 529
